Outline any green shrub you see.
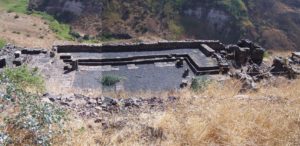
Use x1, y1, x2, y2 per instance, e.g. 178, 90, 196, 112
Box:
263, 51, 270, 59
14, 14, 19, 19
100, 75, 122, 86
191, 76, 210, 91
0, 65, 68, 145
168, 20, 184, 39
0, 38, 6, 49
2, 93, 68, 145
12, 31, 21, 34
32, 11, 74, 40
215, 0, 248, 20
69, 30, 81, 39
0, 66, 45, 94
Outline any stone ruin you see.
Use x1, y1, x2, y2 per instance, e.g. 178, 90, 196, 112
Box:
0, 39, 300, 92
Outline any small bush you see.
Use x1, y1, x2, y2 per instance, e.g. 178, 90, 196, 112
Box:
168, 20, 184, 39
2, 94, 68, 145
6, 9, 13, 13
263, 51, 270, 59
0, 66, 45, 94
69, 30, 81, 39
0, 38, 6, 49
191, 76, 210, 91
98, 33, 116, 42
83, 34, 90, 40
32, 11, 74, 40
14, 14, 19, 19
12, 31, 21, 34
100, 75, 122, 86
0, 66, 68, 145
215, 0, 248, 20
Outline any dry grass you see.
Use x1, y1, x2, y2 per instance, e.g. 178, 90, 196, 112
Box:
57, 78, 300, 146
0, 10, 57, 49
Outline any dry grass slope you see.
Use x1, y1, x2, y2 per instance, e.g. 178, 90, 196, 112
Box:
0, 11, 57, 49
58, 79, 300, 146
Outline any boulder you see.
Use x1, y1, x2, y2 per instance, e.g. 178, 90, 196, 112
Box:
176, 58, 184, 68
237, 39, 265, 65
50, 51, 55, 58
235, 47, 250, 66
167, 96, 178, 102
183, 69, 189, 78
121, 98, 139, 107
291, 52, 300, 63
101, 96, 118, 107
251, 47, 265, 65
226, 45, 250, 66
237, 39, 257, 49
88, 99, 97, 104
145, 97, 163, 105
270, 57, 287, 74
0, 57, 6, 68
13, 59, 22, 66
14, 51, 21, 58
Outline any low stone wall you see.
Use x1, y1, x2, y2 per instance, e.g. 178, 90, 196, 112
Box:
55, 40, 224, 54
62, 53, 226, 75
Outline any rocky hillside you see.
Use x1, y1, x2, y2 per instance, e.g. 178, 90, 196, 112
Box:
28, 0, 300, 50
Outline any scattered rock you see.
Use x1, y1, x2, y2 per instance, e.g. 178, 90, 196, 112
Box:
48, 97, 55, 102
94, 118, 103, 123
60, 102, 70, 106
41, 97, 52, 103
99, 97, 119, 112
101, 96, 118, 107
167, 96, 178, 102
145, 97, 163, 106
95, 106, 102, 111
234, 94, 250, 100
87, 98, 97, 105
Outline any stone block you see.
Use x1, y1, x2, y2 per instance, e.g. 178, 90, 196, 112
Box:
0, 57, 6, 68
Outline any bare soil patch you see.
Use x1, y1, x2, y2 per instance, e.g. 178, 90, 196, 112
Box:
0, 10, 57, 49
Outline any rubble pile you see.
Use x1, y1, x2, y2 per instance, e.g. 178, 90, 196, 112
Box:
42, 93, 174, 118
0, 44, 48, 68
218, 39, 300, 89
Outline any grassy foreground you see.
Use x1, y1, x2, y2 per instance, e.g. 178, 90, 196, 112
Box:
0, 66, 299, 145
62, 79, 300, 145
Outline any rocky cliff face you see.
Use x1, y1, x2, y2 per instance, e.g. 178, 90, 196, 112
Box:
245, 0, 300, 50
28, 0, 300, 50
28, 0, 103, 35
180, 3, 241, 43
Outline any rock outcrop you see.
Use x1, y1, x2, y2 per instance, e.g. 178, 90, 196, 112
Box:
28, 0, 300, 50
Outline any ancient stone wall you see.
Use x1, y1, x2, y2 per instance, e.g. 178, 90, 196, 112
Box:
55, 40, 224, 55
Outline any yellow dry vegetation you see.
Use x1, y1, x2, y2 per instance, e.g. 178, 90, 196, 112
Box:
59, 78, 300, 146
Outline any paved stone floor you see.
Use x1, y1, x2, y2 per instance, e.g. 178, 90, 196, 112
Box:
23, 47, 218, 92
73, 61, 194, 91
